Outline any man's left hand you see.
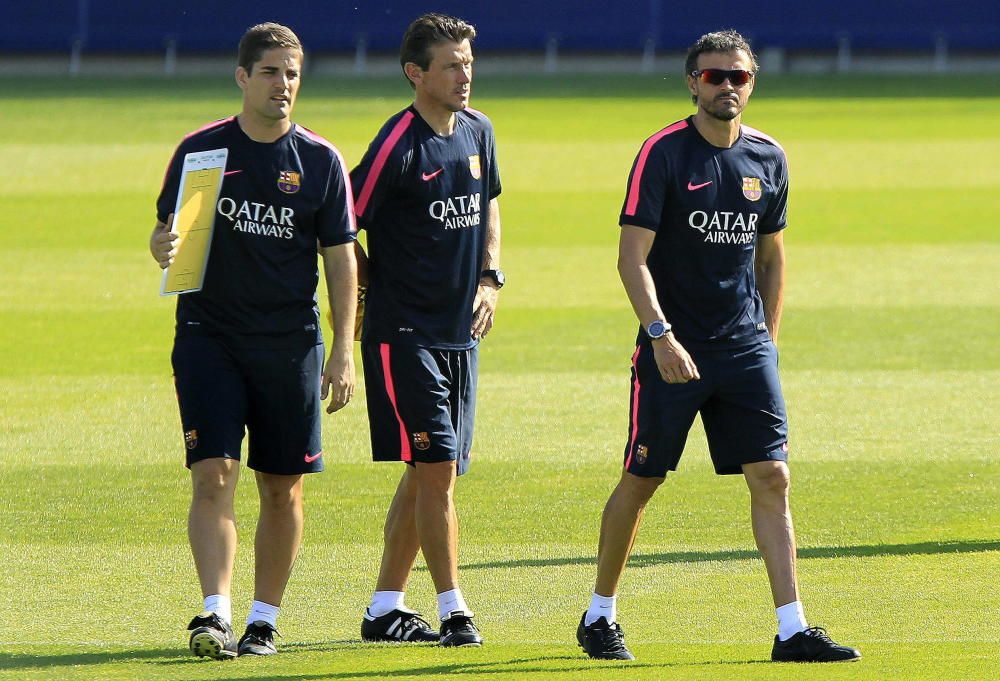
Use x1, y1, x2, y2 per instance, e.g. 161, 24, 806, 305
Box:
321, 347, 355, 413
471, 282, 499, 340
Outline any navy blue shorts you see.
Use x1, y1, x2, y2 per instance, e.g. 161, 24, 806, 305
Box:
362, 342, 478, 476
171, 334, 324, 475
623, 340, 788, 476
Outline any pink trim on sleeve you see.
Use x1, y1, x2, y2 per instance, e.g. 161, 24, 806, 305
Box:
182, 116, 235, 141
332, 146, 357, 233
355, 111, 415, 218
159, 117, 235, 196
294, 126, 358, 233
741, 124, 785, 154
623, 119, 688, 217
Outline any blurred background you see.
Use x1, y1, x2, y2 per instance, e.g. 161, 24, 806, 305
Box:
4, 0, 999, 76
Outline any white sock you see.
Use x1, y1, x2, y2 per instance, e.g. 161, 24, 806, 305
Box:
203, 594, 232, 625
368, 590, 407, 617
776, 600, 808, 641
437, 588, 470, 620
247, 600, 280, 628
584, 592, 617, 626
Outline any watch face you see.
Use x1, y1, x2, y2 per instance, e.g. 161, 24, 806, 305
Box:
648, 321, 666, 338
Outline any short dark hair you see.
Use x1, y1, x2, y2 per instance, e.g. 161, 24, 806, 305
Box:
684, 30, 758, 104
399, 13, 477, 88
237, 22, 302, 74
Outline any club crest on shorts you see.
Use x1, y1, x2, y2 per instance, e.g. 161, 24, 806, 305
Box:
468, 154, 481, 180
636, 444, 648, 465
184, 429, 198, 450
278, 170, 301, 194
742, 177, 762, 201
412, 432, 431, 451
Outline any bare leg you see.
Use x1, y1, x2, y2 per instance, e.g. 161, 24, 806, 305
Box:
594, 471, 664, 596
252, 472, 305, 606
375, 466, 421, 591
743, 460, 799, 607
189, 458, 240, 598
412, 461, 459, 594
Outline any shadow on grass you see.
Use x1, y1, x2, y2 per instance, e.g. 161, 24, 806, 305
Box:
0, 648, 184, 670
194, 654, 770, 680
445, 539, 1000, 571
0, 649, 767, 675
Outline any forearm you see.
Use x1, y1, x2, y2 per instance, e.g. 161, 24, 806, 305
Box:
757, 261, 785, 343
322, 243, 358, 350
354, 240, 370, 289
149, 223, 163, 260
482, 198, 501, 270
618, 257, 666, 329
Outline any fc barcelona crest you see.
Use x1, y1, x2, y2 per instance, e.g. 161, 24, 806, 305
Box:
636, 445, 648, 465
742, 177, 762, 201
412, 432, 431, 451
278, 170, 301, 194
184, 429, 198, 450
468, 154, 481, 180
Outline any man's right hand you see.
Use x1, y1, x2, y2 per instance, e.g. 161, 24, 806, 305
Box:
150, 213, 179, 269
651, 334, 701, 383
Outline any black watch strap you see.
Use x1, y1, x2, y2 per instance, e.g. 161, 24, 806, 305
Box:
481, 269, 505, 288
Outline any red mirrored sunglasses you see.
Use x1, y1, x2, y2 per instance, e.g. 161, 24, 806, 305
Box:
691, 68, 755, 86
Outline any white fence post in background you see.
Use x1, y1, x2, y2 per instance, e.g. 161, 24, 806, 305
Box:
642, 0, 661, 74
165, 38, 177, 77
354, 34, 367, 76
641, 37, 656, 73
760, 47, 787, 74
934, 33, 949, 73
837, 32, 852, 73
69, 38, 83, 76
71, 0, 89, 76
545, 34, 559, 74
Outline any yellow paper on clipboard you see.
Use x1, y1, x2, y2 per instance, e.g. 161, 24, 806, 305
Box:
160, 148, 228, 295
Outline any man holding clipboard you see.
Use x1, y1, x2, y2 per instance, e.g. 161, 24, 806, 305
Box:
149, 23, 357, 659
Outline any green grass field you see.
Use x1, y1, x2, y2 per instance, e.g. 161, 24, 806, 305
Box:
0, 73, 997, 680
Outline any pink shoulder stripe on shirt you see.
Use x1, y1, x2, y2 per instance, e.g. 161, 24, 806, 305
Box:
183, 116, 235, 140
296, 124, 337, 152
741, 124, 785, 154
355, 111, 415, 218
297, 126, 358, 234
159, 117, 235, 195
624, 119, 688, 217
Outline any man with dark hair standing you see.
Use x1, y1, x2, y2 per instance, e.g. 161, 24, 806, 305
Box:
576, 30, 861, 663
347, 12, 502, 648
150, 22, 357, 659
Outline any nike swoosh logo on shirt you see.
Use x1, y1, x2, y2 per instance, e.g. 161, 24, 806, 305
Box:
687, 180, 712, 190
422, 168, 444, 181
304, 451, 322, 463
223, 170, 243, 176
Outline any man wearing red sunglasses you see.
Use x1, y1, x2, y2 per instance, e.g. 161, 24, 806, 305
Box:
576, 30, 861, 664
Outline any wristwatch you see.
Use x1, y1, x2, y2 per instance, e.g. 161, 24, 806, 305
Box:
646, 319, 672, 340
481, 269, 505, 289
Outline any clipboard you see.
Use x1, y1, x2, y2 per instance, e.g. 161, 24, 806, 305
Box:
160, 148, 229, 295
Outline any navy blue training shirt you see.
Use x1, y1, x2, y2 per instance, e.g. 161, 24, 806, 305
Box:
351, 105, 502, 350
157, 117, 357, 348
620, 116, 788, 349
